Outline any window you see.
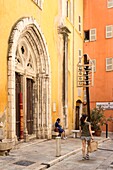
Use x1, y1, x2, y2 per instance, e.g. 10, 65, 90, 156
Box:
108, 0, 113, 8
84, 30, 89, 41
79, 16, 81, 34
91, 59, 96, 72
78, 88, 81, 97
66, 0, 72, 22
106, 58, 113, 71
66, 0, 68, 17
32, 0, 43, 9
83, 89, 86, 103
78, 49, 82, 63
78, 49, 81, 57
84, 28, 96, 41
106, 25, 113, 38
90, 29, 96, 41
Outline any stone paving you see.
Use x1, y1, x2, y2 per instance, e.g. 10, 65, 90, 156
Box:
0, 133, 111, 170
48, 138, 113, 170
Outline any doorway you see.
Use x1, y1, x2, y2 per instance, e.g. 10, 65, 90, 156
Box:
8, 17, 51, 140
15, 73, 21, 140
75, 106, 80, 130
27, 78, 33, 135
75, 100, 82, 130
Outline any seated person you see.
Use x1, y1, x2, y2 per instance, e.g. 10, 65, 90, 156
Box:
54, 118, 67, 139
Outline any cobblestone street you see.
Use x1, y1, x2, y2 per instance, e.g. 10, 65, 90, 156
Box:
48, 137, 113, 170
0, 134, 111, 170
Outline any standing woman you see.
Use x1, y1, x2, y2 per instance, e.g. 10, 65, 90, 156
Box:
80, 114, 94, 160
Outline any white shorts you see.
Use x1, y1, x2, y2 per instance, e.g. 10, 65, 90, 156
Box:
81, 136, 91, 141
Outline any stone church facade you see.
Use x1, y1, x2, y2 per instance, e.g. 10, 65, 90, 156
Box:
0, 0, 83, 143
7, 17, 51, 141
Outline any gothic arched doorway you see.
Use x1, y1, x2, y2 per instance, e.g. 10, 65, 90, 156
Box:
8, 17, 51, 141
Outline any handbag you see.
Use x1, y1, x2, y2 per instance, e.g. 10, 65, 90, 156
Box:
88, 140, 98, 153
54, 127, 59, 132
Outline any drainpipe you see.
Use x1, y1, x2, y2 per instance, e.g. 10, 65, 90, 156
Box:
72, 0, 75, 124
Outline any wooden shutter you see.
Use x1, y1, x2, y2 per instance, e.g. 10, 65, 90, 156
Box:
79, 16, 81, 34
106, 58, 113, 71
106, 25, 113, 38
91, 59, 96, 72
78, 49, 82, 63
108, 0, 113, 8
90, 28, 96, 41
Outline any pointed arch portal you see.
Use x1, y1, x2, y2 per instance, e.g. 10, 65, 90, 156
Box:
8, 17, 51, 141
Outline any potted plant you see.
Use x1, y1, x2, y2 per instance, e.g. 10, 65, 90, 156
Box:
90, 107, 112, 136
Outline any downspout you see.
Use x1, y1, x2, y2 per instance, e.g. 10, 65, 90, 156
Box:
63, 34, 65, 116
72, 0, 75, 127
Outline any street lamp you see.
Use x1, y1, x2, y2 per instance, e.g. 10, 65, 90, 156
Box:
77, 54, 94, 121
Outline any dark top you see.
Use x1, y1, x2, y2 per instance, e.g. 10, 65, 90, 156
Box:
55, 121, 64, 133
80, 121, 91, 137
55, 121, 61, 128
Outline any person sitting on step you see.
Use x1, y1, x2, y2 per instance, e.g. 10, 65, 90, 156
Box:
54, 118, 67, 139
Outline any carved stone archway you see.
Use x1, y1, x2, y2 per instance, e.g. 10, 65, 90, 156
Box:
8, 17, 51, 141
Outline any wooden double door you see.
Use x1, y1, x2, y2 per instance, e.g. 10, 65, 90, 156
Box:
15, 73, 34, 140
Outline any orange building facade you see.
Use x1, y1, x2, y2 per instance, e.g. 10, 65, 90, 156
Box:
83, 0, 113, 132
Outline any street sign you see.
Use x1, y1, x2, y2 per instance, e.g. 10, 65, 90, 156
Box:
96, 102, 113, 110
76, 63, 94, 87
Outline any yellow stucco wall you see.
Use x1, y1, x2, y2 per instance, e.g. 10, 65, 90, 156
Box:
0, 0, 58, 114
63, 0, 84, 130
0, 0, 83, 134
74, 0, 84, 103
